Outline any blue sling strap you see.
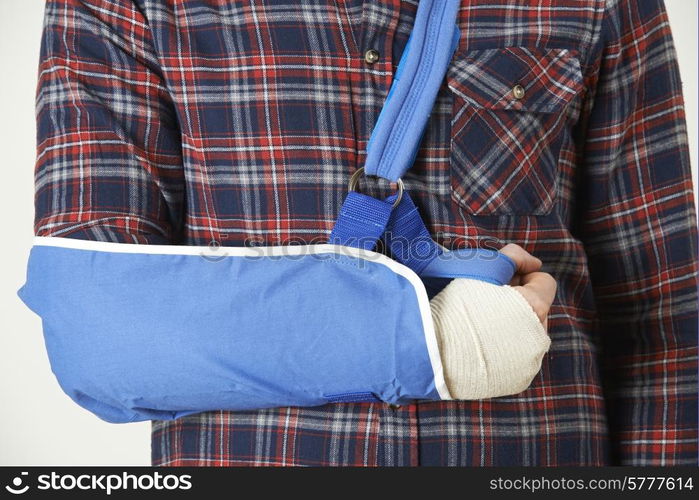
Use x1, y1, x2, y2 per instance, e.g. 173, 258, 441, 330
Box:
382, 192, 515, 285
331, 190, 516, 285
364, 0, 461, 182
328, 191, 394, 250
329, 0, 514, 287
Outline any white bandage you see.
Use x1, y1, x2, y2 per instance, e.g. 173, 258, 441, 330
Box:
429, 278, 551, 400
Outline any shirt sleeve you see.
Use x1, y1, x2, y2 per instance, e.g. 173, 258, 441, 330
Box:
34, 0, 184, 244
575, 0, 698, 465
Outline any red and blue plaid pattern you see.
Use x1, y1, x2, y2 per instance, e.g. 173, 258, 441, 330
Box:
34, 0, 697, 466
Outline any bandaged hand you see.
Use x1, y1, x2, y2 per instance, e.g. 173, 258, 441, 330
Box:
430, 243, 557, 400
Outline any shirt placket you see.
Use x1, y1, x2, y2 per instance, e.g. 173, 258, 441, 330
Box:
347, 0, 401, 177
343, 0, 420, 466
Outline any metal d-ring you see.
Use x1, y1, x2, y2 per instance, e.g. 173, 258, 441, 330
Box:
348, 167, 404, 208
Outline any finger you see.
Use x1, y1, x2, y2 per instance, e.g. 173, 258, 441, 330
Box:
499, 243, 542, 275
513, 287, 551, 326
518, 271, 558, 307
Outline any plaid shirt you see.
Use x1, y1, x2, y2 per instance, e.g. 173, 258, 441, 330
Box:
34, 0, 698, 466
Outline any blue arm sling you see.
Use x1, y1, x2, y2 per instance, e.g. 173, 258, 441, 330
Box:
18, 0, 516, 423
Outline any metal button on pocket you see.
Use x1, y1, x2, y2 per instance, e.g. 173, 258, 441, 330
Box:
364, 49, 380, 64
512, 84, 525, 99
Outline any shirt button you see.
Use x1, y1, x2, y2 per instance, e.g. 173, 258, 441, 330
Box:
512, 84, 525, 99
364, 49, 380, 64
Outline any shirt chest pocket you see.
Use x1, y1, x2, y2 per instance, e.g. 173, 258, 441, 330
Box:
446, 46, 584, 215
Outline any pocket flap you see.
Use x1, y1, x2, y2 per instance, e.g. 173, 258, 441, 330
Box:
446, 46, 583, 113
